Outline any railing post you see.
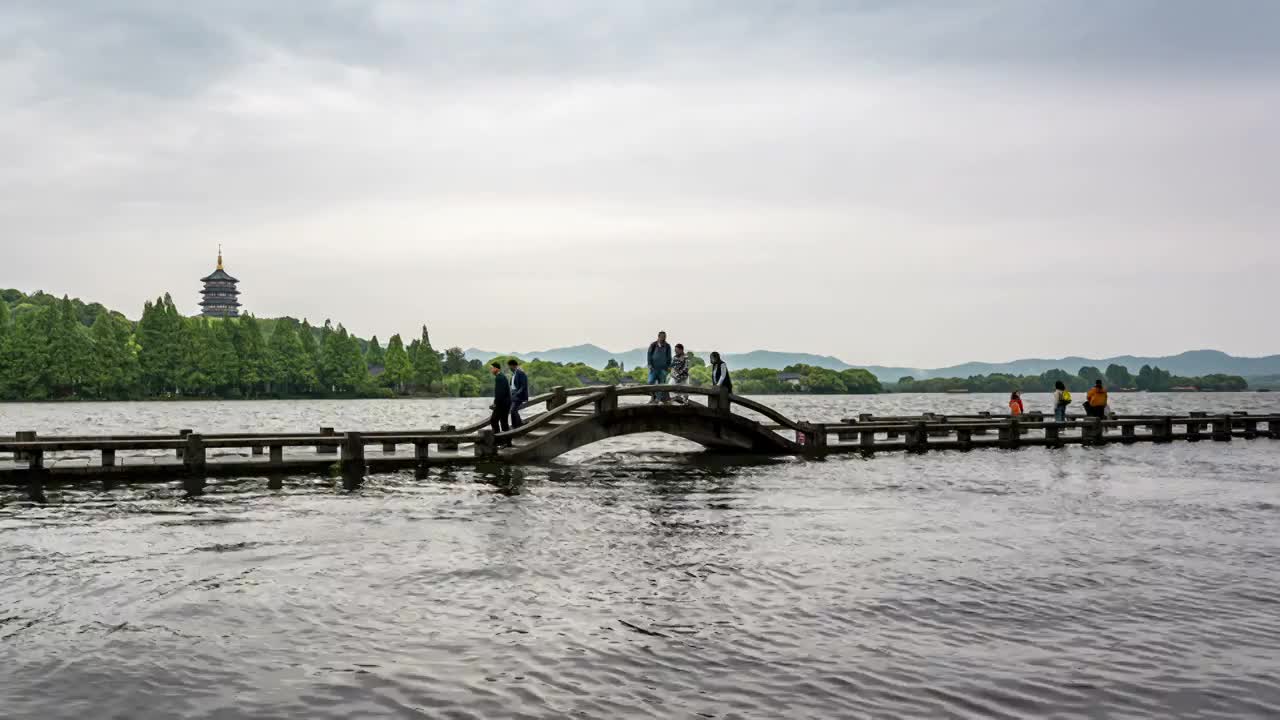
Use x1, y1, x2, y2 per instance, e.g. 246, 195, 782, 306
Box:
1236, 412, 1257, 439
414, 441, 430, 469
1044, 422, 1061, 446
439, 425, 459, 452
1271, 417, 1280, 439
548, 386, 567, 411
341, 432, 366, 489
102, 448, 116, 467
382, 441, 397, 453
183, 433, 206, 495
905, 422, 928, 452
252, 445, 264, 456
1151, 416, 1173, 443
956, 428, 972, 450
269, 445, 283, 464
594, 385, 619, 414
1211, 416, 1232, 442
999, 418, 1021, 449
1121, 424, 1136, 443
1186, 413, 1205, 442
800, 423, 827, 452
859, 429, 876, 451
27, 447, 44, 470
475, 429, 497, 458
15, 431, 35, 462
176, 429, 191, 459
1081, 418, 1103, 446
318, 427, 338, 454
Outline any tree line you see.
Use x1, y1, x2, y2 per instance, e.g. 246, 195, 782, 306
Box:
893, 363, 1248, 394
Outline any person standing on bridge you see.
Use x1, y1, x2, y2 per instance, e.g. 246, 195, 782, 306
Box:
1008, 391, 1024, 417
647, 331, 673, 403
508, 358, 530, 428
710, 351, 733, 393
670, 344, 691, 405
489, 361, 512, 444
1053, 380, 1070, 423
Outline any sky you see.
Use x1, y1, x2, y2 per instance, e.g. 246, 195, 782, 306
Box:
2, 1, 1278, 367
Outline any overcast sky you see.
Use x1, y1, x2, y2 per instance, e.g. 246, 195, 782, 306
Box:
2, 1, 1277, 366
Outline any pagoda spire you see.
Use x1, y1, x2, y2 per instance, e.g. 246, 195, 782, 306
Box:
217, 244, 224, 270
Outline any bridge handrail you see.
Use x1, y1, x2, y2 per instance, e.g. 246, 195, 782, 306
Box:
609, 384, 811, 433
493, 390, 606, 442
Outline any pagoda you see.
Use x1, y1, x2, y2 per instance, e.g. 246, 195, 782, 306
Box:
199, 246, 242, 317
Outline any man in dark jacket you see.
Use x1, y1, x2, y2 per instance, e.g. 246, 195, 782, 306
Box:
507, 358, 530, 428
489, 361, 511, 443
647, 330, 673, 403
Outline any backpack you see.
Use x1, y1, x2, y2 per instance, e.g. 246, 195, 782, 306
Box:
1061, 390, 1072, 404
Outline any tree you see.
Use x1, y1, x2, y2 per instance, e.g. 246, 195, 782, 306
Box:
46, 295, 93, 397
89, 309, 136, 398
137, 295, 184, 395
1076, 366, 1104, 386
410, 325, 443, 391
233, 314, 268, 396
267, 320, 315, 394
366, 335, 386, 368
443, 346, 469, 376
1105, 363, 1134, 389
605, 358, 620, 370
382, 334, 413, 393
0, 301, 11, 398
839, 368, 883, 394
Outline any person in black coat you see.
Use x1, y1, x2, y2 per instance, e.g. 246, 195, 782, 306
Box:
507, 358, 530, 428
489, 361, 511, 442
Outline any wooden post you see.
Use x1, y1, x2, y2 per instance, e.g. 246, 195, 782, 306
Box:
1186, 414, 1204, 442
269, 445, 283, 465
1151, 417, 1173, 443
317, 427, 338, 454
439, 425, 459, 452
15, 431, 35, 462
183, 433, 206, 495
999, 419, 1021, 449
1081, 418, 1103, 446
1121, 424, 1136, 443
177, 429, 192, 458
475, 429, 497, 458
341, 432, 366, 490
252, 446, 264, 456
859, 430, 875, 451
1211, 416, 1232, 442
801, 423, 827, 451
956, 428, 972, 449
382, 441, 396, 453
706, 386, 730, 417
27, 447, 44, 470
102, 448, 116, 467
414, 441, 430, 469
1044, 423, 1061, 446
1237, 412, 1258, 439
1271, 417, 1280, 439
858, 413, 874, 422
548, 386, 567, 410
595, 385, 618, 414
905, 422, 928, 452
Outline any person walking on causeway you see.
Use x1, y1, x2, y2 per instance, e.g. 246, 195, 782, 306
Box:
1053, 380, 1071, 423
489, 361, 512, 446
647, 331, 673, 404
508, 358, 529, 428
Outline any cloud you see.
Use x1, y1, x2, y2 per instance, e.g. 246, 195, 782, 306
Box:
3, 1, 1278, 365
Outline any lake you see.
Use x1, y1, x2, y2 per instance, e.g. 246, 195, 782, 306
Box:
3, 393, 1280, 718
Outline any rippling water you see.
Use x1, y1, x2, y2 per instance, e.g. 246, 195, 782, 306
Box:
3, 393, 1280, 718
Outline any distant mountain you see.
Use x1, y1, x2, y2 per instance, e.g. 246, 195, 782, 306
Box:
464, 346, 853, 371
464, 345, 1280, 381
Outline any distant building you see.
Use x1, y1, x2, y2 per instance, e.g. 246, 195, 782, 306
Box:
777, 372, 803, 386
200, 246, 242, 318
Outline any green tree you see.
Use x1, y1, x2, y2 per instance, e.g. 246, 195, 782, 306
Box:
207, 320, 240, 394
233, 315, 268, 396
605, 358, 620, 370
46, 295, 93, 397
366, 335, 386, 368
1104, 363, 1134, 389
267, 320, 315, 394
382, 334, 413, 393
839, 368, 883, 394
443, 346, 469, 376
137, 295, 184, 394
410, 325, 443, 391
89, 309, 135, 398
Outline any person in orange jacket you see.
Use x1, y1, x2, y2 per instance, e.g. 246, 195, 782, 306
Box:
1085, 380, 1108, 418
1008, 390, 1024, 416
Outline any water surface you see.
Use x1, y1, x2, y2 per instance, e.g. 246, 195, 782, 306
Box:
3, 394, 1279, 718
